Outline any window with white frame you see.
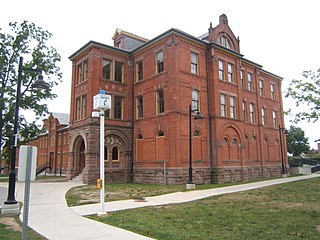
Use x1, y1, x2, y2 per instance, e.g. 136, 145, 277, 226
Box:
247, 73, 253, 91
249, 103, 255, 123
230, 96, 236, 118
156, 51, 164, 73
240, 70, 244, 88
261, 108, 266, 126
272, 110, 277, 128
191, 52, 198, 74
220, 94, 226, 117
271, 83, 275, 100
192, 90, 200, 111
259, 79, 264, 96
227, 63, 233, 82
242, 101, 247, 122
218, 60, 224, 80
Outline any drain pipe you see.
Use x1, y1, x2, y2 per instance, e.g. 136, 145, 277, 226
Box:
130, 55, 135, 183
206, 47, 214, 184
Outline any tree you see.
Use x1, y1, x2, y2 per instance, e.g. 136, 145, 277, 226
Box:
0, 21, 62, 165
286, 125, 310, 157
285, 68, 320, 123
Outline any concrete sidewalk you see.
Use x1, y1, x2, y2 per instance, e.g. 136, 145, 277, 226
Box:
71, 173, 320, 216
1, 174, 319, 240
1, 181, 153, 240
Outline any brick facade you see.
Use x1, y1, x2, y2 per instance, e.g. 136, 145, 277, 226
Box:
63, 14, 288, 184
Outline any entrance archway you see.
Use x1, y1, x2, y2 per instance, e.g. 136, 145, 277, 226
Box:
73, 135, 86, 174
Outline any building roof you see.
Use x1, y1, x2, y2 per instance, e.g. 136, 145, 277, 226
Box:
112, 28, 149, 42
51, 112, 70, 126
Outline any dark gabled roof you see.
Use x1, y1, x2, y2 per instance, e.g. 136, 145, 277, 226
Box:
69, 41, 131, 60
69, 28, 281, 80
69, 28, 208, 60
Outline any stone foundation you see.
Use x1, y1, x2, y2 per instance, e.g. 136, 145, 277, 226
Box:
134, 165, 286, 185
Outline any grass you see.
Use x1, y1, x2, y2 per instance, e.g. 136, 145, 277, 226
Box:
66, 183, 187, 207
65, 178, 281, 207
89, 178, 320, 240
0, 216, 46, 240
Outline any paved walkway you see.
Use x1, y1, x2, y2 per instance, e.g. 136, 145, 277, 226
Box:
1, 174, 319, 240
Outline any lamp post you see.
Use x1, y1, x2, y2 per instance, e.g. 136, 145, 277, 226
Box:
278, 125, 288, 176
2, 57, 49, 216
187, 104, 203, 189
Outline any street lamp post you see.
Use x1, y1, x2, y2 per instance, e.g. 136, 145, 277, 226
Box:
186, 104, 203, 189
278, 125, 287, 176
2, 57, 49, 216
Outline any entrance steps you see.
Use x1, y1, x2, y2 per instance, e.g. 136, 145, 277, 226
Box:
70, 173, 83, 183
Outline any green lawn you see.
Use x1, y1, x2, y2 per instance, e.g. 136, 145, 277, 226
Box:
89, 178, 320, 240
0, 216, 46, 240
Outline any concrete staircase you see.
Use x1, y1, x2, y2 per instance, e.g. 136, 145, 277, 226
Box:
70, 173, 83, 183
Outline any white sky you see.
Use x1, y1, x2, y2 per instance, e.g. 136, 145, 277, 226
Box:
1, 0, 319, 148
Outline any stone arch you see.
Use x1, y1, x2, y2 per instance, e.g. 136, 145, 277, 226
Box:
218, 123, 242, 162
69, 131, 87, 176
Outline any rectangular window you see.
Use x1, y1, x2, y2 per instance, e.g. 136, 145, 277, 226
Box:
240, 70, 244, 88
157, 89, 164, 114
220, 94, 226, 117
271, 83, 275, 100
242, 101, 247, 122
115, 62, 123, 82
102, 59, 112, 80
230, 96, 236, 118
137, 96, 143, 119
273, 110, 277, 128
261, 108, 266, 126
192, 90, 200, 111
259, 79, 264, 96
136, 61, 143, 81
77, 64, 82, 84
191, 52, 198, 74
83, 60, 88, 80
156, 51, 164, 73
81, 95, 87, 119
248, 73, 253, 90
218, 60, 224, 80
227, 63, 233, 82
114, 96, 123, 119
75, 95, 87, 120
249, 103, 255, 123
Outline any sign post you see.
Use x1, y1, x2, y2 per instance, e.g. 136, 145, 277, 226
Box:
18, 145, 37, 240
93, 90, 111, 216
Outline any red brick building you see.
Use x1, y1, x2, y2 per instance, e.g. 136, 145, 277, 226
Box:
26, 113, 69, 175
67, 14, 287, 184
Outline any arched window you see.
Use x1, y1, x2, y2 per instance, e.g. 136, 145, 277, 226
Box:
232, 138, 238, 144
157, 130, 165, 137
223, 138, 229, 145
112, 147, 119, 161
137, 133, 143, 139
216, 35, 233, 50
252, 135, 257, 142
104, 147, 109, 162
193, 130, 201, 137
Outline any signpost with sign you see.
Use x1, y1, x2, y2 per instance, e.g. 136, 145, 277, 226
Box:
93, 90, 111, 216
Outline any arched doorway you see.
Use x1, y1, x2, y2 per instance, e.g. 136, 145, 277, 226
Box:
73, 135, 86, 174
79, 139, 85, 172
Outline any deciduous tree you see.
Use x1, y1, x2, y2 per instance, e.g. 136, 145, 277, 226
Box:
0, 21, 62, 165
286, 125, 310, 157
285, 68, 320, 123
